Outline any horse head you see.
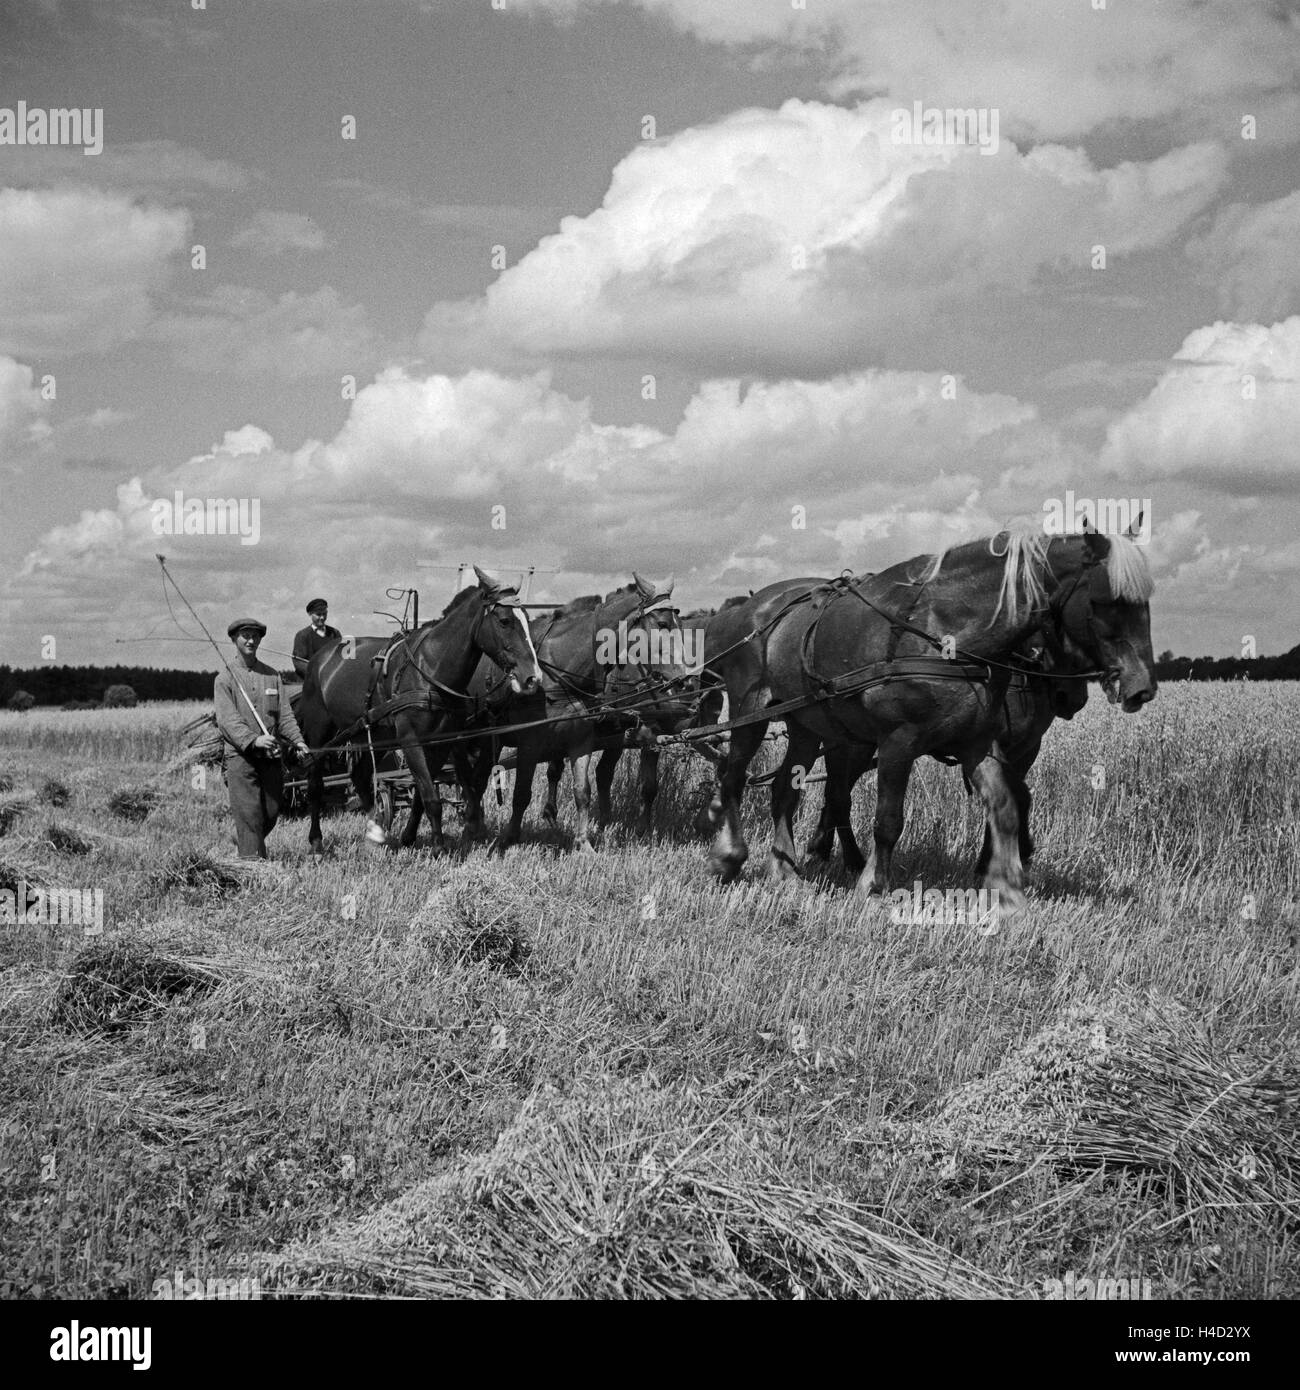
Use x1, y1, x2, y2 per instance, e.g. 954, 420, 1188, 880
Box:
1053, 528, 1157, 713
471, 565, 542, 695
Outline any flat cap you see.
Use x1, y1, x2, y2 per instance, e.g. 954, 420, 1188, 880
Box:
305, 598, 329, 614
227, 617, 267, 638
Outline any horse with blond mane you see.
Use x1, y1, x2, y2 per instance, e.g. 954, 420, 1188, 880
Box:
705, 527, 1156, 910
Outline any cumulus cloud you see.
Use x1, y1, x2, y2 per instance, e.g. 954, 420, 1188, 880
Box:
519, 0, 1300, 143
0, 187, 188, 357
9, 363, 1075, 640
0, 140, 253, 196
419, 99, 1226, 374
231, 210, 327, 255
150, 285, 380, 379
1186, 192, 1300, 323
1101, 317, 1300, 493
0, 355, 51, 454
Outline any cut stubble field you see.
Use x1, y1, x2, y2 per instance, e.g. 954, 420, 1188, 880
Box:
0, 684, 1297, 1300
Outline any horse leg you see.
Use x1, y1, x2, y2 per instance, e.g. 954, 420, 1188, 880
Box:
542, 757, 563, 826
857, 736, 916, 898
453, 744, 489, 848
307, 755, 326, 855
595, 747, 622, 830
806, 742, 873, 876
966, 752, 1027, 912
708, 721, 766, 883
350, 751, 389, 848
396, 740, 447, 856
768, 723, 820, 879
569, 745, 596, 852
416, 762, 446, 850
635, 747, 659, 837
495, 753, 535, 854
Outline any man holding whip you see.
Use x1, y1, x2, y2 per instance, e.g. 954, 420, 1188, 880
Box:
214, 617, 311, 860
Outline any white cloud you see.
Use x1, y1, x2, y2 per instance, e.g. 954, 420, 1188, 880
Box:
0, 140, 253, 195
0, 187, 188, 357
151, 286, 379, 379
520, 0, 1300, 143
1101, 317, 1300, 493
5, 361, 1083, 655
1186, 192, 1300, 323
420, 99, 1226, 374
231, 210, 327, 255
0, 356, 51, 454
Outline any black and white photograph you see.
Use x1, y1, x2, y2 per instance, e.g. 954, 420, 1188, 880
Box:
1, 0, 1297, 1332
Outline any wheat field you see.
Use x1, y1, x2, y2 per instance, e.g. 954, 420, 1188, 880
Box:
1, 684, 1297, 1300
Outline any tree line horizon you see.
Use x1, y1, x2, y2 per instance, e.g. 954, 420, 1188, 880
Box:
3, 643, 1299, 709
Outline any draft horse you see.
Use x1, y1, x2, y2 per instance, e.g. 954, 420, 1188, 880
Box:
704, 529, 1156, 910
463, 573, 692, 851
296, 567, 541, 854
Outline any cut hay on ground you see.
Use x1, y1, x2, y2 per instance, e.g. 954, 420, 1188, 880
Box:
147, 845, 251, 898
254, 1077, 1018, 1300
51, 940, 225, 1035
43, 821, 93, 856
895, 993, 1300, 1218
0, 791, 32, 837
107, 786, 161, 822
169, 713, 224, 772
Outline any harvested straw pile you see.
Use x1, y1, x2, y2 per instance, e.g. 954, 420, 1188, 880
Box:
51, 939, 222, 1035
169, 712, 224, 772
147, 845, 248, 898
106, 786, 160, 822
901, 994, 1300, 1215
257, 1077, 1016, 1300
44, 821, 93, 856
39, 777, 71, 808
0, 791, 32, 837
412, 864, 534, 975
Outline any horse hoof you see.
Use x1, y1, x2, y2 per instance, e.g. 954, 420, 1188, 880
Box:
309, 842, 324, 859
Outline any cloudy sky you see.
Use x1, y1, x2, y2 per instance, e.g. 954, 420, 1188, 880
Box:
2, 0, 1298, 669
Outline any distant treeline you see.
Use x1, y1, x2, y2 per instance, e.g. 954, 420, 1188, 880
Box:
0, 665, 217, 707
1, 646, 1297, 709
1154, 646, 1300, 682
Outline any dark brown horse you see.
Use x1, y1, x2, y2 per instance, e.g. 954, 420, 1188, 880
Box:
462, 574, 690, 851
296, 568, 542, 854
705, 530, 1156, 909
539, 606, 709, 836
801, 627, 1093, 879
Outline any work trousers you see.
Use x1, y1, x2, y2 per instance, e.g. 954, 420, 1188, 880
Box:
224, 750, 284, 859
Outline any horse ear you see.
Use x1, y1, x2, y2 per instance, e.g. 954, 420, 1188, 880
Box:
632, 571, 654, 597
653, 573, 675, 602
473, 564, 503, 594
1124, 511, 1144, 539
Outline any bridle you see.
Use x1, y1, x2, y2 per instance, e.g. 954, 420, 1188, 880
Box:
389, 588, 530, 712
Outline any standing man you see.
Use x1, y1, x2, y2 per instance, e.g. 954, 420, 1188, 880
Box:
215, 618, 310, 860
292, 598, 341, 678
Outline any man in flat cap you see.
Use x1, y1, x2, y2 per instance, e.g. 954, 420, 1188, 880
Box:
214, 618, 310, 859
292, 598, 341, 678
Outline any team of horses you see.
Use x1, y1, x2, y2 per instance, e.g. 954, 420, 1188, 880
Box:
295, 527, 1157, 908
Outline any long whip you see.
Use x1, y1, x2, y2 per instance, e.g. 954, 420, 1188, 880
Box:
156, 554, 274, 743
